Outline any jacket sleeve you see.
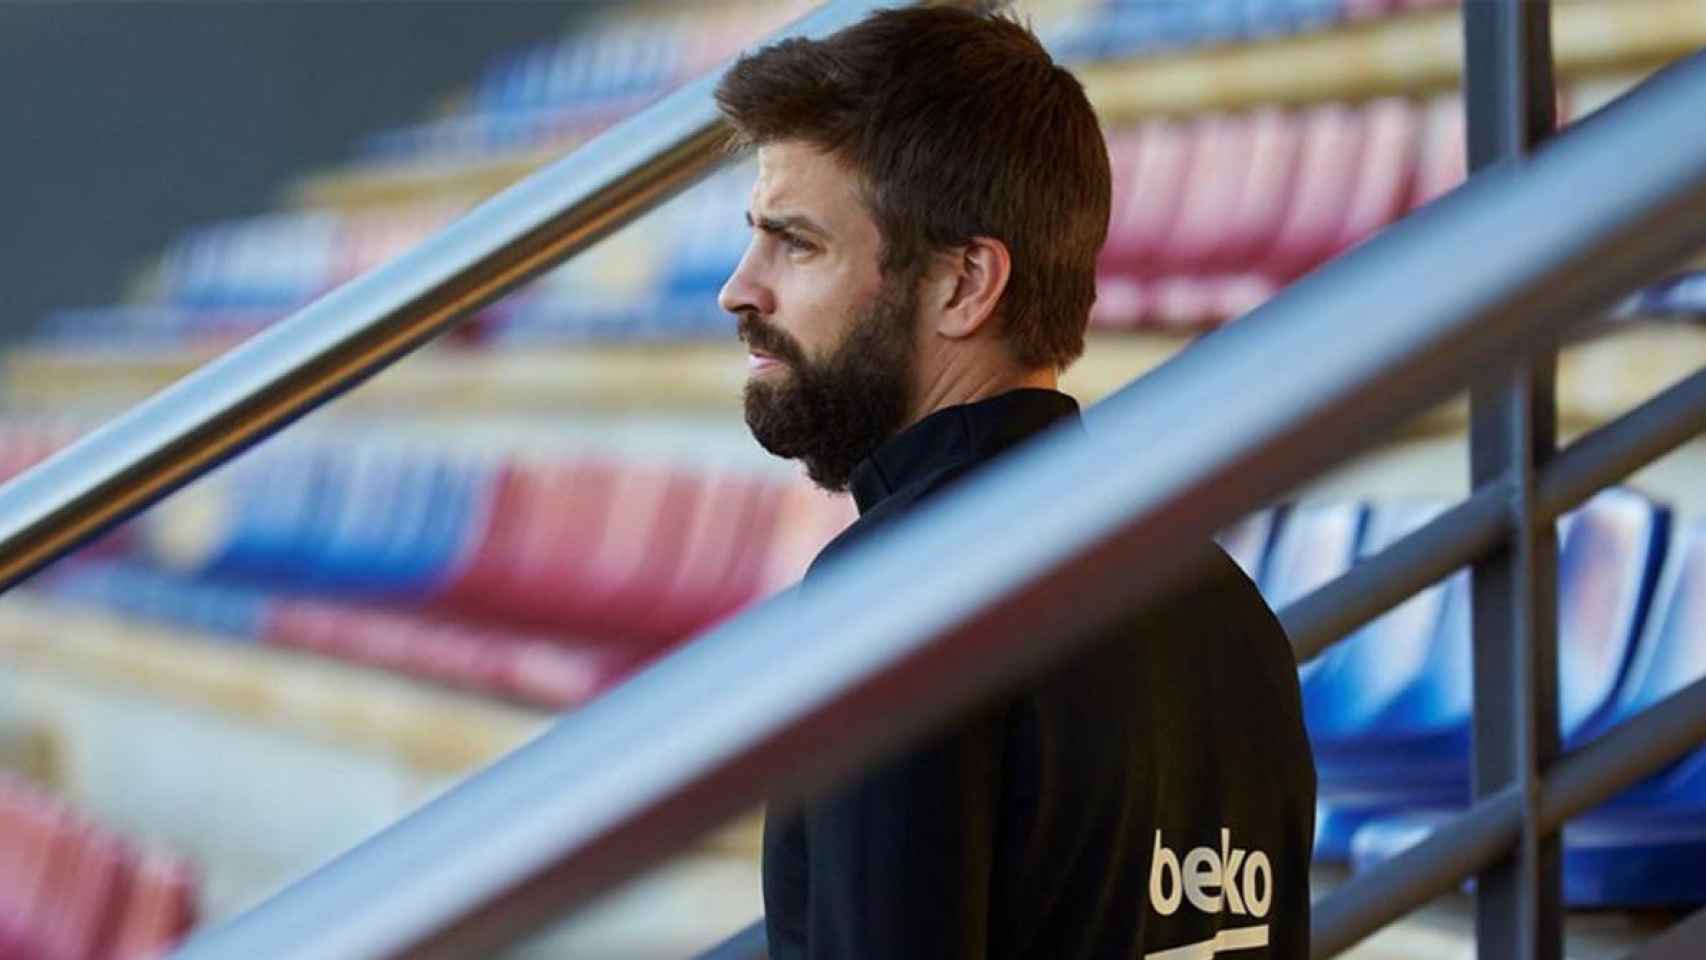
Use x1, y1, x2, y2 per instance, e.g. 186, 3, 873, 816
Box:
798, 718, 1002, 959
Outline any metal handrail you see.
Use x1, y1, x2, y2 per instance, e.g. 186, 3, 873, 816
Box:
148, 49, 1706, 959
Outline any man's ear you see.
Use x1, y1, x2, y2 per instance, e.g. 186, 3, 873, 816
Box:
929, 236, 1011, 341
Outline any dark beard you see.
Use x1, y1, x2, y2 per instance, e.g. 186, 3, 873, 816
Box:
739, 280, 918, 492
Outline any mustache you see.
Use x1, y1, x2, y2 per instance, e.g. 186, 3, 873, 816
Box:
736, 312, 807, 367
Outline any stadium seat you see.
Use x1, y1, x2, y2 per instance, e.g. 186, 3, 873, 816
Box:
1165, 114, 1254, 274
1311, 489, 1668, 860
1258, 501, 1367, 614
35, 821, 127, 960
584, 465, 705, 639
1573, 519, 1706, 814
1329, 97, 1419, 256
105, 851, 196, 960
1101, 119, 1196, 285
265, 598, 629, 709
1215, 508, 1279, 583
299, 446, 488, 598
0, 785, 62, 944
1301, 501, 1451, 740
438, 457, 618, 632
632, 467, 769, 638
0, 778, 194, 960
1410, 94, 1467, 210
1220, 107, 1305, 270
1258, 501, 1367, 696
700, 474, 787, 630
1260, 102, 1366, 281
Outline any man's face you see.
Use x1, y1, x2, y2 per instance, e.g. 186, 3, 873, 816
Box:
718, 140, 920, 492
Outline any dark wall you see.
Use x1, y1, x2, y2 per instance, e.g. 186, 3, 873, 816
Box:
0, 1, 608, 341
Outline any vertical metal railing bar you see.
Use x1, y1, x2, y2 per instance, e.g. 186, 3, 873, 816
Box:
1463, 3, 1563, 958
1313, 669, 1706, 958
0, 0, 925, 600
1536, 364, 1706, 521
165, 48, 1706, 960
1284, 484, 1511, 661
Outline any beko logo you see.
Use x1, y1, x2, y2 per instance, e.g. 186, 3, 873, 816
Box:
1149, 828, 1273, 918
1144, 829, 1274, 960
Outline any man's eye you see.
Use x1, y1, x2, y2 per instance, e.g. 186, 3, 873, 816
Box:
781, 233, 815, 254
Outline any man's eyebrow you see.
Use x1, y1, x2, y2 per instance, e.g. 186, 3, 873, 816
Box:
745, 210, 830, 240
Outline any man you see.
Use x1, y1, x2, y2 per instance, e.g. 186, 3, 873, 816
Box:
715, 7, 1314, 959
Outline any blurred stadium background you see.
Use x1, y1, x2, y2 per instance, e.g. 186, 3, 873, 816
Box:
3, 0, 1706, 957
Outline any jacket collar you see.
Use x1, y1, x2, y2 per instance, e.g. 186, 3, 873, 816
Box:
848, 388, 1081, 515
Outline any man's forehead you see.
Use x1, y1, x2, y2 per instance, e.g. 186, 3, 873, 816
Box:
750, 141, 866, 224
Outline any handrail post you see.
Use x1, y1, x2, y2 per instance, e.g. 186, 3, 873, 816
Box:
1463, 3, 1562, 959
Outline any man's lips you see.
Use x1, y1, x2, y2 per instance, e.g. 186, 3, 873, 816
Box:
747, 350, 784, 372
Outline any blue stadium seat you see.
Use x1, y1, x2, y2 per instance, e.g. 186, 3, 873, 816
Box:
1310, 489, 1668, 860
300, 447, 489, 598
1259, 501, 1366, 606
142, 441, 490, 600
40, 562, 271, 641
1257, 501, 1368, 687
1050, 0, 1352, 62
161, 214, 338, 312
1301, 501, 1450, 740
1215, 508, 1280, 583
1574, 519, 1706, 814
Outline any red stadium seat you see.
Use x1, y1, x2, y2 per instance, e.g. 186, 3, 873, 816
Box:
0, 790, 66, 940
585, 464, 703, 638
700, 475, 787, 628
0, 779, 193, 960
0, 921, 51, 960
497, 638, 628, 709
1330, 97, 1420, 256
1089, 275, 1148, 331
1147, 276, 1218, 331
268, 599, 629, 708
399, 615, 511, 693
629, 466, 767, 638
106, 851, 196, 960
1411, 94, 1467, 209
1165, 114, 1256, 275
1219, 107, 1304, 271
1208, 274, 1278, 323
1342, 0, 1400, 19
1261, 102, 1367, 281
756, 483, 857, 594
1100, 119, 1196, 281
440, 457, 621, 634
37, 825, 129, 960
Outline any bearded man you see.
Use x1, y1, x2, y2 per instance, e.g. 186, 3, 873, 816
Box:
714, 7, 1315, 959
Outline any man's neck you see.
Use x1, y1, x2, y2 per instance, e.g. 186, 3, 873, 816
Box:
906, 363, 1057, 430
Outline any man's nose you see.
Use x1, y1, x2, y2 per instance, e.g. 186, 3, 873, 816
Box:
718, 243, 775, 318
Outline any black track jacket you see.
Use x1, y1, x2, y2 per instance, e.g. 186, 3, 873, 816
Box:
762, 388, 1315, 960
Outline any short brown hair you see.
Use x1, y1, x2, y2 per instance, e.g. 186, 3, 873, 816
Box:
715, 5, 1110, 370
